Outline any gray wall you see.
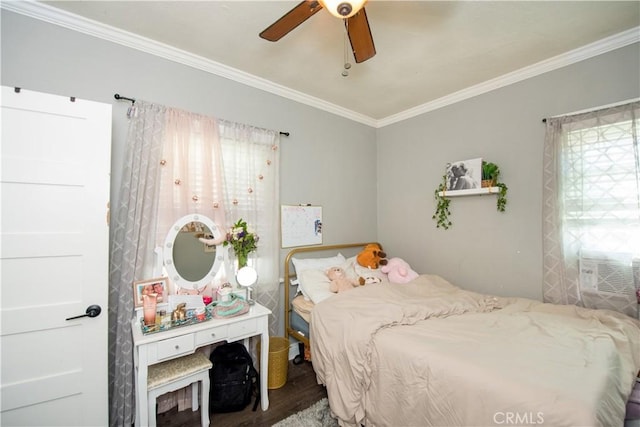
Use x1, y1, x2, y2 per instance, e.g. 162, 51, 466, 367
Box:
377, 43, 640, 300
3, 10, 639, 305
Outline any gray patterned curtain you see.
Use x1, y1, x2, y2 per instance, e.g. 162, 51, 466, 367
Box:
542, 100, 640, 307
108, 101, 166, 426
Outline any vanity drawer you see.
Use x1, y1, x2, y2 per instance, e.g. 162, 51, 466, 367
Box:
195, 325, 228, 346
156, 335, 194, 360
229, 318, 258, 339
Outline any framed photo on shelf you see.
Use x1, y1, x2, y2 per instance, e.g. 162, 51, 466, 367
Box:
445, 158, 482, 192
133, 276, 169, 308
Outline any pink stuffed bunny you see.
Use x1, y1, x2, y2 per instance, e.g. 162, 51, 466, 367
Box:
381, 257, 419, 284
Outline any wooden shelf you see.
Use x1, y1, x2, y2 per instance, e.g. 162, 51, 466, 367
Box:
438, 187, 501, 197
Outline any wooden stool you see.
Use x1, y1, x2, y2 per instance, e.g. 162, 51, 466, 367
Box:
147, 352, 213, 427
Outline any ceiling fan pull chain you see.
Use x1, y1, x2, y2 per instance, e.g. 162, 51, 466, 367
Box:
342, 20, 352, 77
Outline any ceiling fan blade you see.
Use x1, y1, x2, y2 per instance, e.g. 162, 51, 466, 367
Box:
260, 0, 323, 42
345, 7, 376, 63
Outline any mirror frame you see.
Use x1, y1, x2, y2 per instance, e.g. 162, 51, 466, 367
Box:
163, 213, 223, 290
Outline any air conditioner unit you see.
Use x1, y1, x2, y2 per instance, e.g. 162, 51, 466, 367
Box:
579, 249, 639, 318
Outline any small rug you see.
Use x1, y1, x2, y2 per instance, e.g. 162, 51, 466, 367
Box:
272, 398, 339, 427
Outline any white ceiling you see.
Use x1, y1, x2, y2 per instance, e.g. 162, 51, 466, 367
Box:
19, 1, 640, 126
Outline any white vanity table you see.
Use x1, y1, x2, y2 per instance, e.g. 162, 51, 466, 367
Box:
133, 213, 272, 425
131, 302, 271, 426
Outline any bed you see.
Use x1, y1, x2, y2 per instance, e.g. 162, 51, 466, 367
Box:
284, 242, 380, 358
285, 243, 640, 427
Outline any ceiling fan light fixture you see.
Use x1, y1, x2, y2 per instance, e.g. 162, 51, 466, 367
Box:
319, 0, 367, 19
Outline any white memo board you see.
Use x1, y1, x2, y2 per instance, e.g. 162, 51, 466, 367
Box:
280, 205, 323, 248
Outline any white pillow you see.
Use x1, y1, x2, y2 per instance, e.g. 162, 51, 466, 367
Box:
298, 269, 334, 304
291, 253, 346, 274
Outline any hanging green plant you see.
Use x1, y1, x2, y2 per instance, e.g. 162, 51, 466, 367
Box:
432, 174, 452, 229
496, 182, 508, 212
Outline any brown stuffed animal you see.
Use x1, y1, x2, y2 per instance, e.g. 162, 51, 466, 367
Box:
327, 266, 364, 293
357, 243, 388, 269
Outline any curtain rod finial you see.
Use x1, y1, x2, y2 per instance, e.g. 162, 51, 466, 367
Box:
114, 93, 135, 104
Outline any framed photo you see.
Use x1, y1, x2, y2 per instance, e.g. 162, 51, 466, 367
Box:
133, 277, 169, 308
445, 158, 482, 191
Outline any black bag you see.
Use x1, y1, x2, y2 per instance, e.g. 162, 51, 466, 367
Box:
209, 342, 260, 413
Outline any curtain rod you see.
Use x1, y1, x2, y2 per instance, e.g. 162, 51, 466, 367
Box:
113, 93, 289, 136
541, 98, 640, 124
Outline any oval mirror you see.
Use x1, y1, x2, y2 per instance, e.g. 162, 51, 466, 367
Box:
163, 214, 223, 290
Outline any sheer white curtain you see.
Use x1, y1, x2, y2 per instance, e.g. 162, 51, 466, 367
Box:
156, 108, 227, 250
542, 100, 640, 307
218, 119, 280, 335
155, 112, 280, 332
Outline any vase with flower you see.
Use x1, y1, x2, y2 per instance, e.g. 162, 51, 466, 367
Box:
224, 218, 259, 271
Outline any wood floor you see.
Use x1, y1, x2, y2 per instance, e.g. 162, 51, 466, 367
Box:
156, 360, 328, 427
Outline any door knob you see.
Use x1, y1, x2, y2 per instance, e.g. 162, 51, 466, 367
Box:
66, 304, 102, 321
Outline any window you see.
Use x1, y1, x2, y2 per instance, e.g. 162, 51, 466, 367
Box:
561, 114, 640, 256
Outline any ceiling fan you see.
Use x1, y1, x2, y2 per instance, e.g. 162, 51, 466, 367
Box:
259, 0, 376, 64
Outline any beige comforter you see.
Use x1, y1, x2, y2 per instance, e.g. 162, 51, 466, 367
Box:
310, 275, 640, 427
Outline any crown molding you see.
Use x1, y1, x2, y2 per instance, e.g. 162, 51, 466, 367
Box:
378, 26, 640, 128
3, 1, 637, 129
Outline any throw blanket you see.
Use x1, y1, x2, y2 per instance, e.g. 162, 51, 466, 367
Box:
310, 275, 640, 427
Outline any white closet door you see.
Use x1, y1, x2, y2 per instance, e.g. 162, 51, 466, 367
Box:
1, 86, 111, 426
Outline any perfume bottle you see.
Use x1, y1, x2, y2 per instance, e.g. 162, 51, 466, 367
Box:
142, 293, 158, 326
156, 310, 167, 327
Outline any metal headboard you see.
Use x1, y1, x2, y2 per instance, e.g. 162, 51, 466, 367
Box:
283, 242, 378, 349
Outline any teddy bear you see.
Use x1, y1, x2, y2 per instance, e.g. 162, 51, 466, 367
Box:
327, 266, 364, 293
356, 243, 388, 269
380, 257, 419, 284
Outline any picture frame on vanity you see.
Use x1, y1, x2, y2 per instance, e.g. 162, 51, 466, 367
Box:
133, 276, 169, 308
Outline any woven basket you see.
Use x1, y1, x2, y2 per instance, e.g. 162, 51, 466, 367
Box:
258, 337, 289, 389
481, 179, 495, 188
